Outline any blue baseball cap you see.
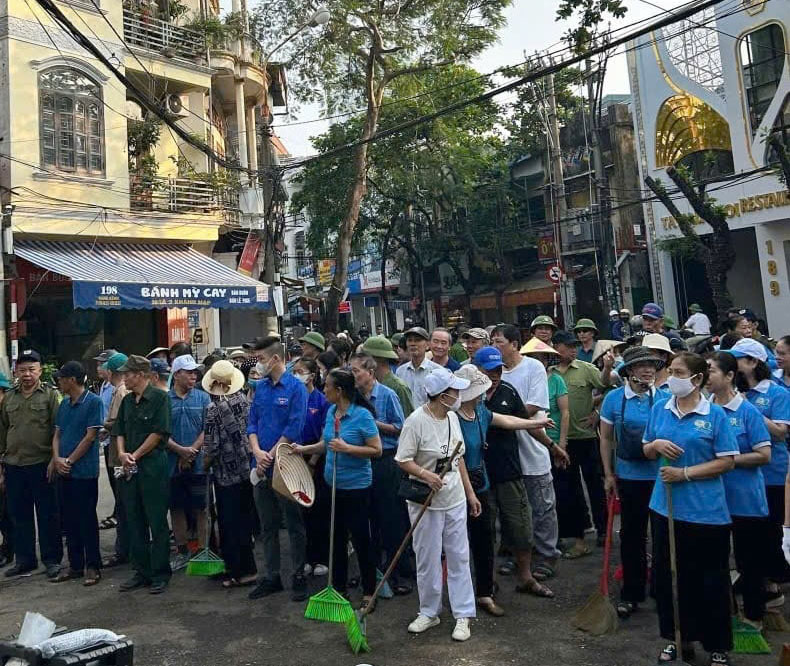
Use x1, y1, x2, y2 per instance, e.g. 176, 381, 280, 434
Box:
150, 358, 171, 376
726, 338, 767, 363
473, 346, 504, 371
641, 302, 664, 320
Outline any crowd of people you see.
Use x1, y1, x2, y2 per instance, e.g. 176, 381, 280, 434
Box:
0, 301, 789, 662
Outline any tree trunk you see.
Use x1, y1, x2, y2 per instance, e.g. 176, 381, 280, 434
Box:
379, 220, 397, 332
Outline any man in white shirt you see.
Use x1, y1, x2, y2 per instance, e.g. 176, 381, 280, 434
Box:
491, 324, 568, 583
683, 303, 711, 335
396, 327, 442, 407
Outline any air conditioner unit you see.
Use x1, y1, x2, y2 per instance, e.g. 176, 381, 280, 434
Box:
165, 94, 189, 118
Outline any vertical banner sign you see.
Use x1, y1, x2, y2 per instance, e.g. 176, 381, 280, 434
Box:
537, 235, 556, 264
318, 260, 336, 286
238, 232, 262, 276
167, 308, 189, 346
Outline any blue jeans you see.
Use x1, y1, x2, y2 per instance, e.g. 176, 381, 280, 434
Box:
4, 462, 62, 568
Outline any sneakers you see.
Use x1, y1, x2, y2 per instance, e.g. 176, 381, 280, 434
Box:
248, 576, 284, 600
119, 574, 150, 592
765, 589, 785, 608
170, 551, 191, 571
408, 614, 440, 634
291, 573, 308, 602
313, 564, 329, 576
452, 618, 471, 641
303, 564, 313, 576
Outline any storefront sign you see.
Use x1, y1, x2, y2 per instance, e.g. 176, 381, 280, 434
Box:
338, 300, 351, 314
187, 309, 200, 329
167, 308, 189, 346
318, 260, 335, 286
537, 235, 556, 263
660, 189, 790, 230
72, 282, 270, 310
238, 232, 262, 276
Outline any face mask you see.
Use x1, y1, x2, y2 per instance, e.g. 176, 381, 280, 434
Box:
668, 374, 698, 398
440, 394, 461, 411
256, 361, 270, 378
294, 372, 310, 385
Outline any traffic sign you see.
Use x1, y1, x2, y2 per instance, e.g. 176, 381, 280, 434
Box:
546, 265, 563, 284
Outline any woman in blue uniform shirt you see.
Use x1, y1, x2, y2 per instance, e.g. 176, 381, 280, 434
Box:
599, 346, 669, 619
730, 337, 790, 595
642, 352, 737, 666
708, 351, 771, 628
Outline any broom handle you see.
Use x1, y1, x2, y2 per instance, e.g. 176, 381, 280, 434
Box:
600, 492, 616, 596
326, 416, 340, 588
359, 439, 464, 619
666, 481, 683, 652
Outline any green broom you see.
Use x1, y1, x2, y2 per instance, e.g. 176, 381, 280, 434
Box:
305, 417, 354, 624
347, 440, 465, 654
732, 617, 771, 654
187, 476, 226, 577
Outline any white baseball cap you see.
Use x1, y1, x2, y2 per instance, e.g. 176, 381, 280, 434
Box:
423, 367, 470, 398
727, 338, 768, 363
171, 354, 199, 373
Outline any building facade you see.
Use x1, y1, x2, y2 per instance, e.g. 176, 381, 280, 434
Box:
628, 0, 790, 334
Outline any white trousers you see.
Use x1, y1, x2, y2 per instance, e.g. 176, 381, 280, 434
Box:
408, 500, 476, 619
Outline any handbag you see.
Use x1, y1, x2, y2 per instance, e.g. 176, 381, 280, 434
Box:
466, 416, 488, 492
398, 416, 451, 503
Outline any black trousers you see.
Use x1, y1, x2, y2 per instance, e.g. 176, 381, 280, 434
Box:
732, 515, 770, 622
467, 491, 494, 598
215, 480, 258, 580
618, 478, 654, 603
0, 480, 12, 559
370, 451, 413, 581
4, 462, 62, 568
651, 511, 732, 652
305, 455, 330, 566
764, 484, 790, 581
554, 438, 606, 539
61, 477, 101, 572
332, 488, 376, 596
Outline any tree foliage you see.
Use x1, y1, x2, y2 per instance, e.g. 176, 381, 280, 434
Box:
555, 0, 627, 52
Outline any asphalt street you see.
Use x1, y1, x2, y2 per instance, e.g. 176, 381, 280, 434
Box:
1, 471, 788, 666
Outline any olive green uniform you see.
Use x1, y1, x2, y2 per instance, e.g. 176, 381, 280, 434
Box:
112, 384, 171, 584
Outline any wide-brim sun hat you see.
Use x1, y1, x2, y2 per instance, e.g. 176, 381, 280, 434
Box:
455, 365, 492, 403
201, 359, 245, 395
591, 339, 627, 365
520, 338, 560, 356
617, 346, 665, 377
641, 333, 674, 356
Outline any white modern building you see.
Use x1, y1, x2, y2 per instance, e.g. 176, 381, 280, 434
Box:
628, 0, 790, 334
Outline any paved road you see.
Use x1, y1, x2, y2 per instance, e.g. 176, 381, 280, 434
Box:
1, 473, 787, 666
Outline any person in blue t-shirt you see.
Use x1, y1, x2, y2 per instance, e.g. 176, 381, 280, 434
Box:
51, 362, 104, 586
707, 351, 771, 627
642, 352, 738, 666
599, 346, 669, 619
293, 357, 331, 576
293, 369, 382, 612
455, 364, 555, 616
729, 337, 790, 598
773, 336, 790, 391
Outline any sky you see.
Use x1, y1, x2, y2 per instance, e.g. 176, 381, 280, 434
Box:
223, 0, 689, 156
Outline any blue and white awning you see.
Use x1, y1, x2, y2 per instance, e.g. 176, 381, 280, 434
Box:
15, 240, 270, 310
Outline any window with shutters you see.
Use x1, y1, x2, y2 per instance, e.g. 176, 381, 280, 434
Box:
39, 67, 105, 176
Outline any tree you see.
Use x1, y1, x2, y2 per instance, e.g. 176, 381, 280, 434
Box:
644, 166, 735, 322
252, 0, 510, 331
555, 0, 626, 52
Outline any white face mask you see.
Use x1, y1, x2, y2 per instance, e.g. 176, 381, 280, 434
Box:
440, 393, 461, 411
256, 361, 270, 378
294, 372, 310, 385
668, 374, 698, 398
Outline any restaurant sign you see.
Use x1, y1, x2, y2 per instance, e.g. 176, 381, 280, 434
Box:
73, 283, 271, 310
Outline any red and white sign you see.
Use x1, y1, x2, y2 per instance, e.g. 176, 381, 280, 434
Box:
546, 265, 563, 284
338, 301, 351, 314
237, 232, 262, 276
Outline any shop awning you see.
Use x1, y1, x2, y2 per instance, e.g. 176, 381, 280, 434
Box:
470, 274, 556, 310
15, 240, 270, 310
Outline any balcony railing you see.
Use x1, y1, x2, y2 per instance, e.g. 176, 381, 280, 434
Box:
123, 9, 206, 61
210, 32, 265, 69
130, 175, 239, 220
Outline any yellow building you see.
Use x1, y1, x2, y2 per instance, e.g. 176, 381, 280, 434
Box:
0, 0, 279, 367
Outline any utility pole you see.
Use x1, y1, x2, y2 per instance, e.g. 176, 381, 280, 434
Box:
0, 204, 11, 376
260, 114, 283, 339
585, 57, 618, 312
545, 66, 574, 326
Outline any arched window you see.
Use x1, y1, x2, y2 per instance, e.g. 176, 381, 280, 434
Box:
39, 67, 105, 176
739, 23, 786, 138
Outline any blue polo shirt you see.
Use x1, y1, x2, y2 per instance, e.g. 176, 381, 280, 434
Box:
715, 393, 770, 517
773, 369, 790, 391
600, 385, 670, 481
99, 381, 113, 422
744, 380, 790, 486
303, 388, 329, 445
56, 390, 103, 479
458, 403, 493, 493
644, 396, 738, 525
323, 403, 379, 490
248, 371, 308, 473
577, 347, 594, 364
169, 388, 210, 476
369, 381, 405, 450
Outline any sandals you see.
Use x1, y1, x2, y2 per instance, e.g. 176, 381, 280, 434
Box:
392, 583, 413, 596
710, 653, 730, 666
515, 578, 555, 598
83, 569, 101, 587
532, 563, 556, 582
657, 643, 696, 663
50, 568, 82, 583
102, 555, 127, 569
498, 560, 517, 576
99, 516, 117, 530
477, 596, 505, 617
563, 543, 591, 560
616, 601, 635, 618
222, 576, 257, 589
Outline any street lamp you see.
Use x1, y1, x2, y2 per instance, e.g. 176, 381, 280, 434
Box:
308, 6, 330, 27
